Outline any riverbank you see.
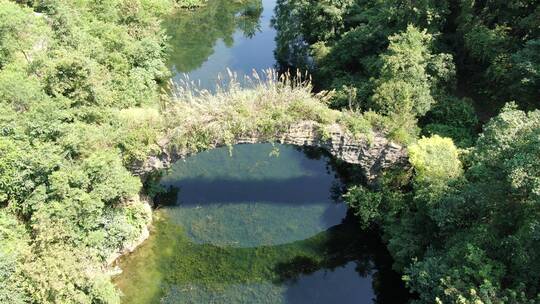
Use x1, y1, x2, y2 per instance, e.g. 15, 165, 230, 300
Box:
106, 197, 153, 270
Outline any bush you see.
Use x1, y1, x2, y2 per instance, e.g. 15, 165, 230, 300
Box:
164, 70, 376, 154
0, 0, 171, 302
421, 97, 478, 148
344, 186, 383, 228
409, 135, 462, 186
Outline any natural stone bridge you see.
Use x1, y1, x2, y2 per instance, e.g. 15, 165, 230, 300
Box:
136, 121, 408, 183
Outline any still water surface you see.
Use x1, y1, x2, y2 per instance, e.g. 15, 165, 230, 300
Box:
165, 0, 277, 89
115, 144, 405, 303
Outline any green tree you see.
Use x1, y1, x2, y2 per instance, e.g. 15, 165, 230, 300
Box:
0, 0, 168, 302
456, 0, 539, 109
371, 26, 453, 118
370, 26, 455, 142
0, 0, 48, 67
0, 210, 30, 304
420, 96, 478, 148
408, 135, 462, 188
405, 105, 540, 303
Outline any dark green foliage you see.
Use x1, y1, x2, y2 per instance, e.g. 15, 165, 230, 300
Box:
405, 106, 540, 303
277, 3, 540, 299
274, 1, 458, 144
456, 0, 539, 110
273, 0, 452, 110
344, 186, 382, 228
421, 96, 479, 147
347, 106, 540, 303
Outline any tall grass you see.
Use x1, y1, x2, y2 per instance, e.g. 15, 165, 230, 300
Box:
162, 69, 377, 154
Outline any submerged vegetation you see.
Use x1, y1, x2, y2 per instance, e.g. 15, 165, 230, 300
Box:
115, 144, 408, 303
115, 212, 382, 304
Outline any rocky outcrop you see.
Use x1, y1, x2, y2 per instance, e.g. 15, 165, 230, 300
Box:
136, 121, 408, 183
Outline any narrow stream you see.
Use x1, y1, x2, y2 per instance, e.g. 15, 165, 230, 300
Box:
114, 1, 410, 303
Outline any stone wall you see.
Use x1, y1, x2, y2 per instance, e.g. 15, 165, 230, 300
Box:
135, 121, 408, 183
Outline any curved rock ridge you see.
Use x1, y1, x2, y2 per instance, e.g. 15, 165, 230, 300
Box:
136, 121, 408, 183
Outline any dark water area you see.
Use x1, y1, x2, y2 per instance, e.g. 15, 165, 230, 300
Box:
114, 1, 411, 303
114, 144, 409, 303
160, 144, 347, 248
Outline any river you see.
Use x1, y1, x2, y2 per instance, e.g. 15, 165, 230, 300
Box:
165, 0, 278, 90
113, 1, 409, 303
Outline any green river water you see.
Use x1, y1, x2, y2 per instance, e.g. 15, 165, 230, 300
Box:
114, 145, 408, 303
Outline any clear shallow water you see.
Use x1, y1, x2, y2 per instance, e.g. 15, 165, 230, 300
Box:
165, 0, 277, 89
161, 144, 346, 247
114, 145, 409, 303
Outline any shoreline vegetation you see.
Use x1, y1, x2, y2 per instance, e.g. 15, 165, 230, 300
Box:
0, 0, 538, 303
164, 69, 380, 152
272, 1, 539, 303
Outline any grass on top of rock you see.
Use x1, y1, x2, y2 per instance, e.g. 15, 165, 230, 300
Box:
163, 69, 391, 154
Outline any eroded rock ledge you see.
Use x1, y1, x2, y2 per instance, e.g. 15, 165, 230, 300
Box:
135, 121, 408, 183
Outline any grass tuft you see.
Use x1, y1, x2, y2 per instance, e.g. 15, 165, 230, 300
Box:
163, 69, 378, 154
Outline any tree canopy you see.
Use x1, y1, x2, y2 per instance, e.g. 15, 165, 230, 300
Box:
0, 0, 170, 302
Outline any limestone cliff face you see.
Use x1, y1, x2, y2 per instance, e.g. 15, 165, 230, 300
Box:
135, 121, 408, 183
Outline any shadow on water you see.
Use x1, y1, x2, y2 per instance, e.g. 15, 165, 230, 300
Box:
156, 144, 350, 247
115, 144, 410, 303
159, 144, 346, 209
275, 214, 411, 304
168, 176, 342, 206
116, 0, 412, 299
115, 210, 409, 303
153, 145, 350, 208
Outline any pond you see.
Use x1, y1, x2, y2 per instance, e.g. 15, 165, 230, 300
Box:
114, 144, 408, 303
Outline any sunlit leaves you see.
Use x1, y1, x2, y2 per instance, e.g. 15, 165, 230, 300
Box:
0, 0, 168, 302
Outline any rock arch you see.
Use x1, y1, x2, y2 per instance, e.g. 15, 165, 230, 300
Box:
136, 121, 408, 183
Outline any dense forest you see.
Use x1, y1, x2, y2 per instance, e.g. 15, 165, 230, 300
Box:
0, 0, 538, 303
274, 0, 539, 302
0, 0, 187, 302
